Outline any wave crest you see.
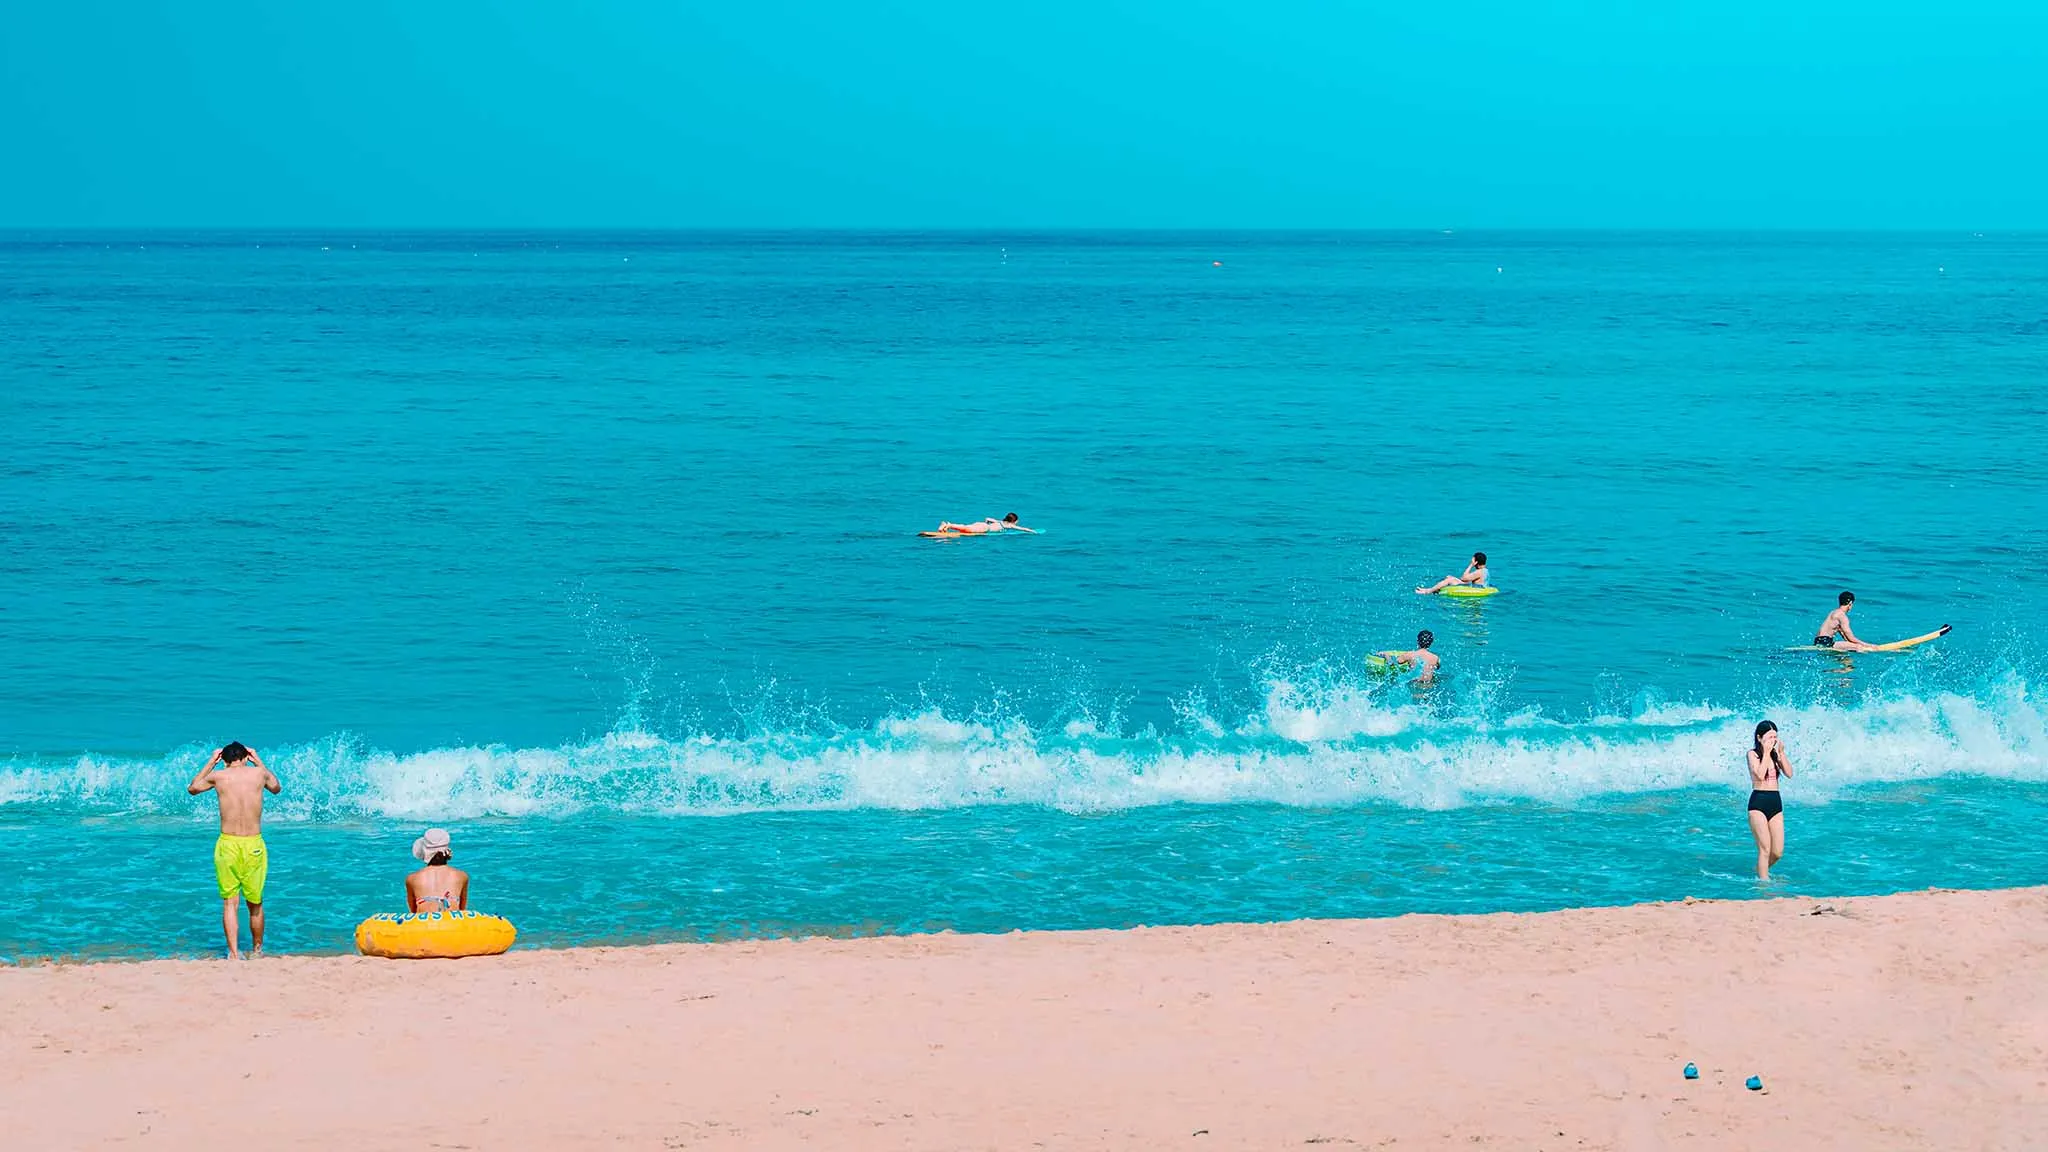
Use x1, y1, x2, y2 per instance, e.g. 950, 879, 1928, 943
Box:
6, 680, 2044, 820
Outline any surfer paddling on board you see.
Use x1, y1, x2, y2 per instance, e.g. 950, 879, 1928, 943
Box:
1376, 631, 1440, 682
1813, 591, 1868, 651
934, 513, 1037, 536
1417, 552, 1487, 595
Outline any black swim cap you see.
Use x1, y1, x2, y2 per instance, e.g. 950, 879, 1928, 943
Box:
221, 741, 251, 763
1417, 630, 1434, 648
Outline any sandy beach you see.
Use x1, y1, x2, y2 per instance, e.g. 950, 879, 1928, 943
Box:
5, 887, 2044, 1150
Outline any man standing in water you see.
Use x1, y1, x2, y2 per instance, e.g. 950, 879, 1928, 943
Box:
1377, 630, 1441, 683
187, 742, 280, 958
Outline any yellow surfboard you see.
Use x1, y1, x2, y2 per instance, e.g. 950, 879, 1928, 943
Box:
1785, 624, 1951, 653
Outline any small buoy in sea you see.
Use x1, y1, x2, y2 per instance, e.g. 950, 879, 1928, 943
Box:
1745, 1075, 1763, 1091
1683, 1063, 1698, 1080
1212, 261, 1223, 267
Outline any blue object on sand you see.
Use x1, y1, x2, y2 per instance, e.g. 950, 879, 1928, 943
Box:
1745, 1075, 1763, 1091
1683, 1063, 1698, 1080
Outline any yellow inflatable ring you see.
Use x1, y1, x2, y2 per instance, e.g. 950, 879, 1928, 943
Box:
354, 910, 518, 959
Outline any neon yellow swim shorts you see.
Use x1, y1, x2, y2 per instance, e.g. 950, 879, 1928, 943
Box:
214, 835, 269, 903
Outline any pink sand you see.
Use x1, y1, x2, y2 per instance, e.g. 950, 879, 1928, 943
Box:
5, 887, 2046, 1149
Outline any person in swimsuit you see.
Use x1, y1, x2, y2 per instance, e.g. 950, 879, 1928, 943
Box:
1417, 552, 1488, 595
406, 828, 470, 913
1813, 591, 1867, 650
1377, 630, 1441, 683
1746, 720, 1792, 880
186, 741, 282, 959
936, 512, 1037, 535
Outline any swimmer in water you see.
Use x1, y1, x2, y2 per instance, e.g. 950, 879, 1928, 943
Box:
1746, 720, 1792, 880
1812, 591, 1868, 651
1417, 552, 1488, 595
406, 827, 470, 913
936, 512, 1037, 535
1376, 630, 1440, 682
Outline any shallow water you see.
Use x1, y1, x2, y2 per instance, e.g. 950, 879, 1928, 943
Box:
3, 231, 2044, 958
7, 781, 2046, 961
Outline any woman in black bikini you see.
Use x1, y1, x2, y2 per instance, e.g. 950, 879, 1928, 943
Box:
1746, 721, 1792, 880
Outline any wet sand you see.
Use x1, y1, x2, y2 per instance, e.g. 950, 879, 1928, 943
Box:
4, 887, 2045, 1150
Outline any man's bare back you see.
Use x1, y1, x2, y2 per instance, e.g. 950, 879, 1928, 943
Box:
198, 759, 277, 835
1377, 630, 1441, 683
1814, 592, 1866, 651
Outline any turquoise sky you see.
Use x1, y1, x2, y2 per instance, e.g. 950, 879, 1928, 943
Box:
3, 1, 2043, 227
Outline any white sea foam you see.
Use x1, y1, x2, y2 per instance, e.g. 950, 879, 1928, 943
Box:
1260, 680, 1426, 741
5, 683, 2043, 820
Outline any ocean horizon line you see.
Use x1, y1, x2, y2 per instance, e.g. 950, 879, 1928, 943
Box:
3, 225, 2037, 239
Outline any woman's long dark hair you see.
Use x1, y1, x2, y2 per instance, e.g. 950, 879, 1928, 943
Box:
1753, 720, 1779, 762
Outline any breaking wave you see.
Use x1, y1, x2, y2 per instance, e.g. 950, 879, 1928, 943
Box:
5, 678, 2043, 820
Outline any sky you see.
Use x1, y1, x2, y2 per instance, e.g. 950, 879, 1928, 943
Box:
1, 1, 2044, 228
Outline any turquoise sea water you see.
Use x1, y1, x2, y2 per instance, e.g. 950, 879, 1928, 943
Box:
3, 231, 2045, 960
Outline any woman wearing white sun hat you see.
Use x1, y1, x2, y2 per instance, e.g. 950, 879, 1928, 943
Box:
405, 828, 470, 913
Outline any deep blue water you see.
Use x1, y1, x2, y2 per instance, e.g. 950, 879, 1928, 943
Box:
3, 231, 2044, 959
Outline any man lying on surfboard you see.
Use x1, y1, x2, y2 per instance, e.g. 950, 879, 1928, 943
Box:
1376, 631, 1440, 682
1417, 552, 1487, 595
1813, 591, 1867, 650
932, 513, 1037, 536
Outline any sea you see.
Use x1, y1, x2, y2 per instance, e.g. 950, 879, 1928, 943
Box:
3, 230, 2045, 961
